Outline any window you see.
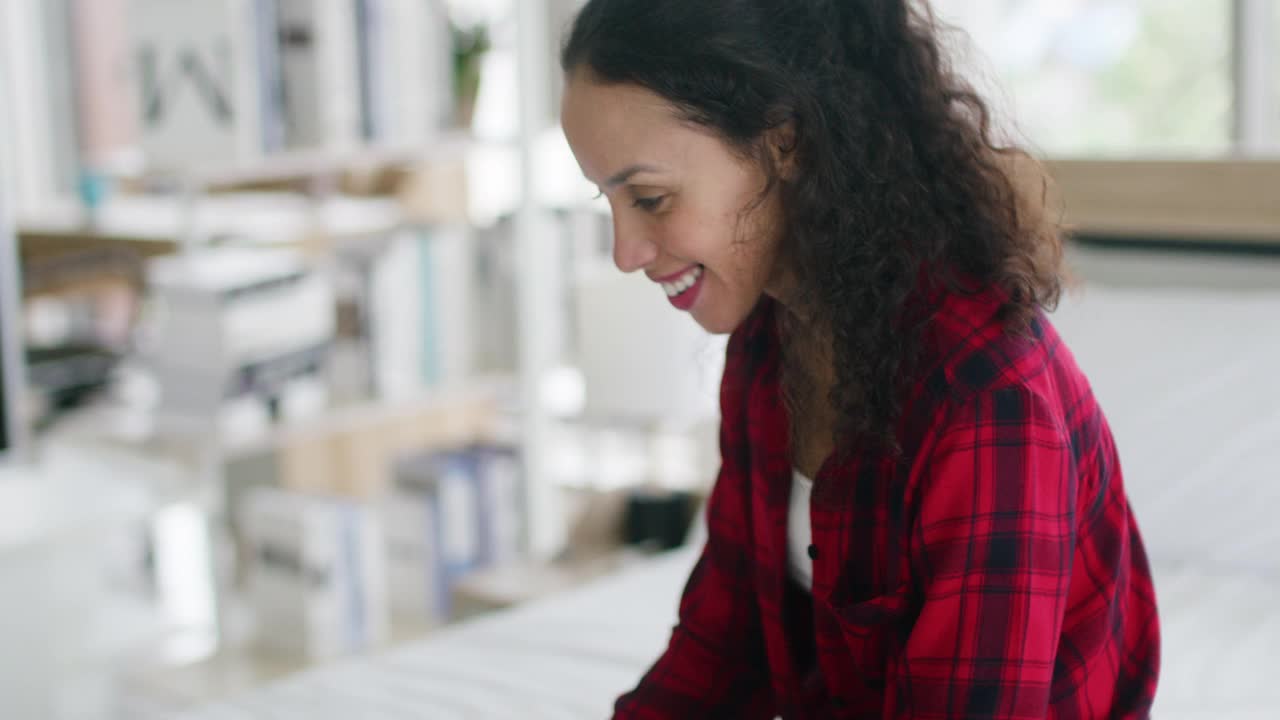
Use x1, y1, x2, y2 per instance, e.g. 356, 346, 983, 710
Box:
1271, 2, 1280, 151
932, 0, 1233, 158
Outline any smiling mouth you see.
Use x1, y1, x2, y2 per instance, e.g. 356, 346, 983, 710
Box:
660, 265, 704, 297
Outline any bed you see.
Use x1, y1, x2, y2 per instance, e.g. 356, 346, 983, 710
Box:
181, 247, 1280, 719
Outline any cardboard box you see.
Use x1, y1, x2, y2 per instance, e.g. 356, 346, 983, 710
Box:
276, 390, 497, 499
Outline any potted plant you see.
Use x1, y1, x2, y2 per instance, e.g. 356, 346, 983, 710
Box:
451, 21, 490, 129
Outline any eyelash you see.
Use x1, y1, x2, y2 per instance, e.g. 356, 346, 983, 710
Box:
593, 190, 666, 212
632, 196, 665, 212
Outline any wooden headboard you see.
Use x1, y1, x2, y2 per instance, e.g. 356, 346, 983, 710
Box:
1044, 159, 1280, 246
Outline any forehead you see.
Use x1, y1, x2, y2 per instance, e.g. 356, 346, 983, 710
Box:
560, 71, 703, 183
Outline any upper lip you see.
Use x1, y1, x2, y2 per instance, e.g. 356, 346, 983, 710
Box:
648, 265, 699, 284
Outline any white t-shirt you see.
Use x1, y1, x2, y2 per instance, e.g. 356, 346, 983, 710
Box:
787, 468, 815, 591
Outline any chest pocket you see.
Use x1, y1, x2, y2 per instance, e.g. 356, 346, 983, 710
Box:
819, 583, 914, 700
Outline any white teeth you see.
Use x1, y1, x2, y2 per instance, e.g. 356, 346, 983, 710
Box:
660, 265, 702, 298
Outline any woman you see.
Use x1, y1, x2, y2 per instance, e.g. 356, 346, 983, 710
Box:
560, 1, 1160, 718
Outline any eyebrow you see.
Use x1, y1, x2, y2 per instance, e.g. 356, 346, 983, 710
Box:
604, 164, 662, 188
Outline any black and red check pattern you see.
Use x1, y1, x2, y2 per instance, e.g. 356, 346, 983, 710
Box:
615, 286, 1160, 719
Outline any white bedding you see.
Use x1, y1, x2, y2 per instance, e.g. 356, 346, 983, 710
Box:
177, 548, 1280, 719
183, 250, 1280, 719
1051, 279, 1280, 575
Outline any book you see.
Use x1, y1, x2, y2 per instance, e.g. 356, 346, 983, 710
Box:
353, 0, 454, 147
329, 227, 426, 404
472, 443, 523, 566
37, 0, 81, 201
129, 0, 272, 171
384, 449, 480, 621
353, 0, 385, 141
252, 0, 287, 154
69, 0, 140, 174
419, 224, 475, 387
275, 0, 361, 151
0, 0, 79, 214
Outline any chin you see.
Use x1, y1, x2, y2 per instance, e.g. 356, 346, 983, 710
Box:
690, 298, 757, 335
691, 314, 734, 335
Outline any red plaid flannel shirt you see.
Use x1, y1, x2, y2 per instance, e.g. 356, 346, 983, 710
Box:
615, 286, 1160, 719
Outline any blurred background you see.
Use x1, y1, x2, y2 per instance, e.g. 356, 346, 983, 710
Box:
0, 1, 1276, 719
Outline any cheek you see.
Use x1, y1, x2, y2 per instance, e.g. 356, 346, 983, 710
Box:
652, 211, 720, 261
660, 196, 782, 291
739, 198, 786, 277
718, 207, 781, 285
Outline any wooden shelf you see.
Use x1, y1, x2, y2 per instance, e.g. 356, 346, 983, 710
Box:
192, 133, 475, 194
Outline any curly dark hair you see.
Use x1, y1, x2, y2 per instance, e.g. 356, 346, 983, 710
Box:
563, 0, 1065, 452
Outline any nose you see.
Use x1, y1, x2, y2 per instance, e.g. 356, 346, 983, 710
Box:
611, 215, 659, 274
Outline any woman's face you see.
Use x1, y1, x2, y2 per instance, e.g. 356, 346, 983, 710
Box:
561, 70, 788, 334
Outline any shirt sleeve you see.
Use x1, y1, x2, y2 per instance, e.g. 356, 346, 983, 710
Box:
613, 328, 775, 720
893, 385, 1077, 719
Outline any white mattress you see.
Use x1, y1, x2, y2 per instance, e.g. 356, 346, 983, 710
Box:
183, 251, 1280, 719
179, 548, 697, 720
177, 548, 1280, 719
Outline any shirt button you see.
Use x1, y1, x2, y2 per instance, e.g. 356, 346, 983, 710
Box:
807, 544, 819, 560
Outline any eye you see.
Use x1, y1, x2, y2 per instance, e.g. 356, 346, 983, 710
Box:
632, 195, 666, 212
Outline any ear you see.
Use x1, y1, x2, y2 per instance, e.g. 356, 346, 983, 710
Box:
766, 120, 799, 182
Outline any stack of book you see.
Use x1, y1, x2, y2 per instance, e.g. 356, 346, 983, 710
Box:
142, 247, 335, 439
